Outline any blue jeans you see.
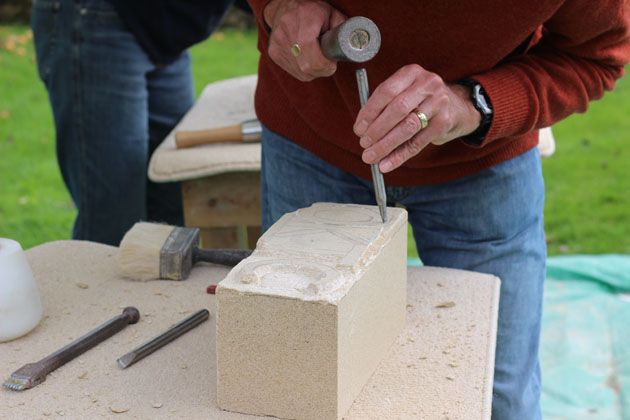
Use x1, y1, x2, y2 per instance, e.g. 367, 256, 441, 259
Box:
32, 0, 194, 245
262, 127, 546, 420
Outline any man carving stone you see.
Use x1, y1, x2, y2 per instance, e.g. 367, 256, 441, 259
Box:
246, 1, 630, 418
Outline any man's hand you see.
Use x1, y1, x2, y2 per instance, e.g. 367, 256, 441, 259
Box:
263, 0, 346, 81
353, 64, 482, 173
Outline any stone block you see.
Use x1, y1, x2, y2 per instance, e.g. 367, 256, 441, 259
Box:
216, 203, 408, 420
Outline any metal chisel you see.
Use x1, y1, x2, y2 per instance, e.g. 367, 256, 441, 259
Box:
3, 307, 140, 391
356, 68, 387, 223
116, 309, 209, 369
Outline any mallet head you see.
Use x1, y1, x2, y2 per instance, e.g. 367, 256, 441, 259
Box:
159, 226, 200, 281
320, 16, 381, 63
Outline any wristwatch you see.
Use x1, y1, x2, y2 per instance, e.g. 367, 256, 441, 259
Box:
456, 79, 493, 146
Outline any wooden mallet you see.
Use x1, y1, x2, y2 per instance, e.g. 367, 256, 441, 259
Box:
175, 119, 261, 149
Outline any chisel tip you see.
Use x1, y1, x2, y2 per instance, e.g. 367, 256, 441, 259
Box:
117, 352, 137, 369
379, 203, 388, 223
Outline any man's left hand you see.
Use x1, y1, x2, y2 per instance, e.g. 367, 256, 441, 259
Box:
353, 64, 481, 173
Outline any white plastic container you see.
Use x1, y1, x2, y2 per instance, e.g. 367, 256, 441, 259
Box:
0, 238, 43, 342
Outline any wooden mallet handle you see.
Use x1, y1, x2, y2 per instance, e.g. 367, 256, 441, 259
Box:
175, 124, 242, 148
175, 119, 261, 148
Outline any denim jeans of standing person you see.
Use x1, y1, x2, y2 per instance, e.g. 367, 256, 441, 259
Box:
262, 127, 546, 420
32, 0, 194, 246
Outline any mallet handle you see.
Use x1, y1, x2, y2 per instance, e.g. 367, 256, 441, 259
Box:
193, 248, 253, 267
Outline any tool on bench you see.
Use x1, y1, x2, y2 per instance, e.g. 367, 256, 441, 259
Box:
175, 119, 262, 149
3, 307, 139, 391
320, 17, 387, 222
119, 222, 252, 281
117, 309, 209, 369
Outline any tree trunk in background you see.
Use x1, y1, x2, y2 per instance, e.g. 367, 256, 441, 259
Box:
0, 0, 32, 23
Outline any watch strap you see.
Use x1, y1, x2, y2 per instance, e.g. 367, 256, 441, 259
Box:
456, 79, 493, 146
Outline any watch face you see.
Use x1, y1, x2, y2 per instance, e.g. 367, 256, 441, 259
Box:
473, 84, 493, 115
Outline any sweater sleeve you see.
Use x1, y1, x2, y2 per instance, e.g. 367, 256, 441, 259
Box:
471, 0, 630, 144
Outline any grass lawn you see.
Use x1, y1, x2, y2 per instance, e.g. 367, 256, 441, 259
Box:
1, 25, 629, 256
543, 84, 630, 255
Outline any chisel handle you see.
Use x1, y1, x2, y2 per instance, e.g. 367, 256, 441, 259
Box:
175, 119, 262, 148
193, 248, 253, 267
176, 124, 241, 148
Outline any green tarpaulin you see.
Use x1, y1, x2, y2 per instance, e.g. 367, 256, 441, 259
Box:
542, 255, 630, 420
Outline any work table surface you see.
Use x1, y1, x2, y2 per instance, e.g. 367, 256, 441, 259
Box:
1, 240, 499, 419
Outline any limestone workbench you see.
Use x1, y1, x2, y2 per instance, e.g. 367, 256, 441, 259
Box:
0, 240, 499, 419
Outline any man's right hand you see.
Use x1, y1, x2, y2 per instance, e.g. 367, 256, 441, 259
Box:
263, 0, 347, 81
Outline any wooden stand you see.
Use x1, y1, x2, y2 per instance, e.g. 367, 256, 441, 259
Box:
181, 171, 261, 249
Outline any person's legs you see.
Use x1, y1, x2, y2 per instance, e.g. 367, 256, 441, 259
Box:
32, 0, 190, 245
33, 0, 151, 245
261, 126, 545, 419
32, 0, 86, 234
401, 147, 546, 420
145, 51, 194, 226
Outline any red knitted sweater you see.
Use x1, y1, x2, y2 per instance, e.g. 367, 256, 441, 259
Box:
248, 1, 630, 186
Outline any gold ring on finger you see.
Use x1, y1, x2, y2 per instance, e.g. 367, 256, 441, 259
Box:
291, 43, 302, 57
414, 110, 429, 129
